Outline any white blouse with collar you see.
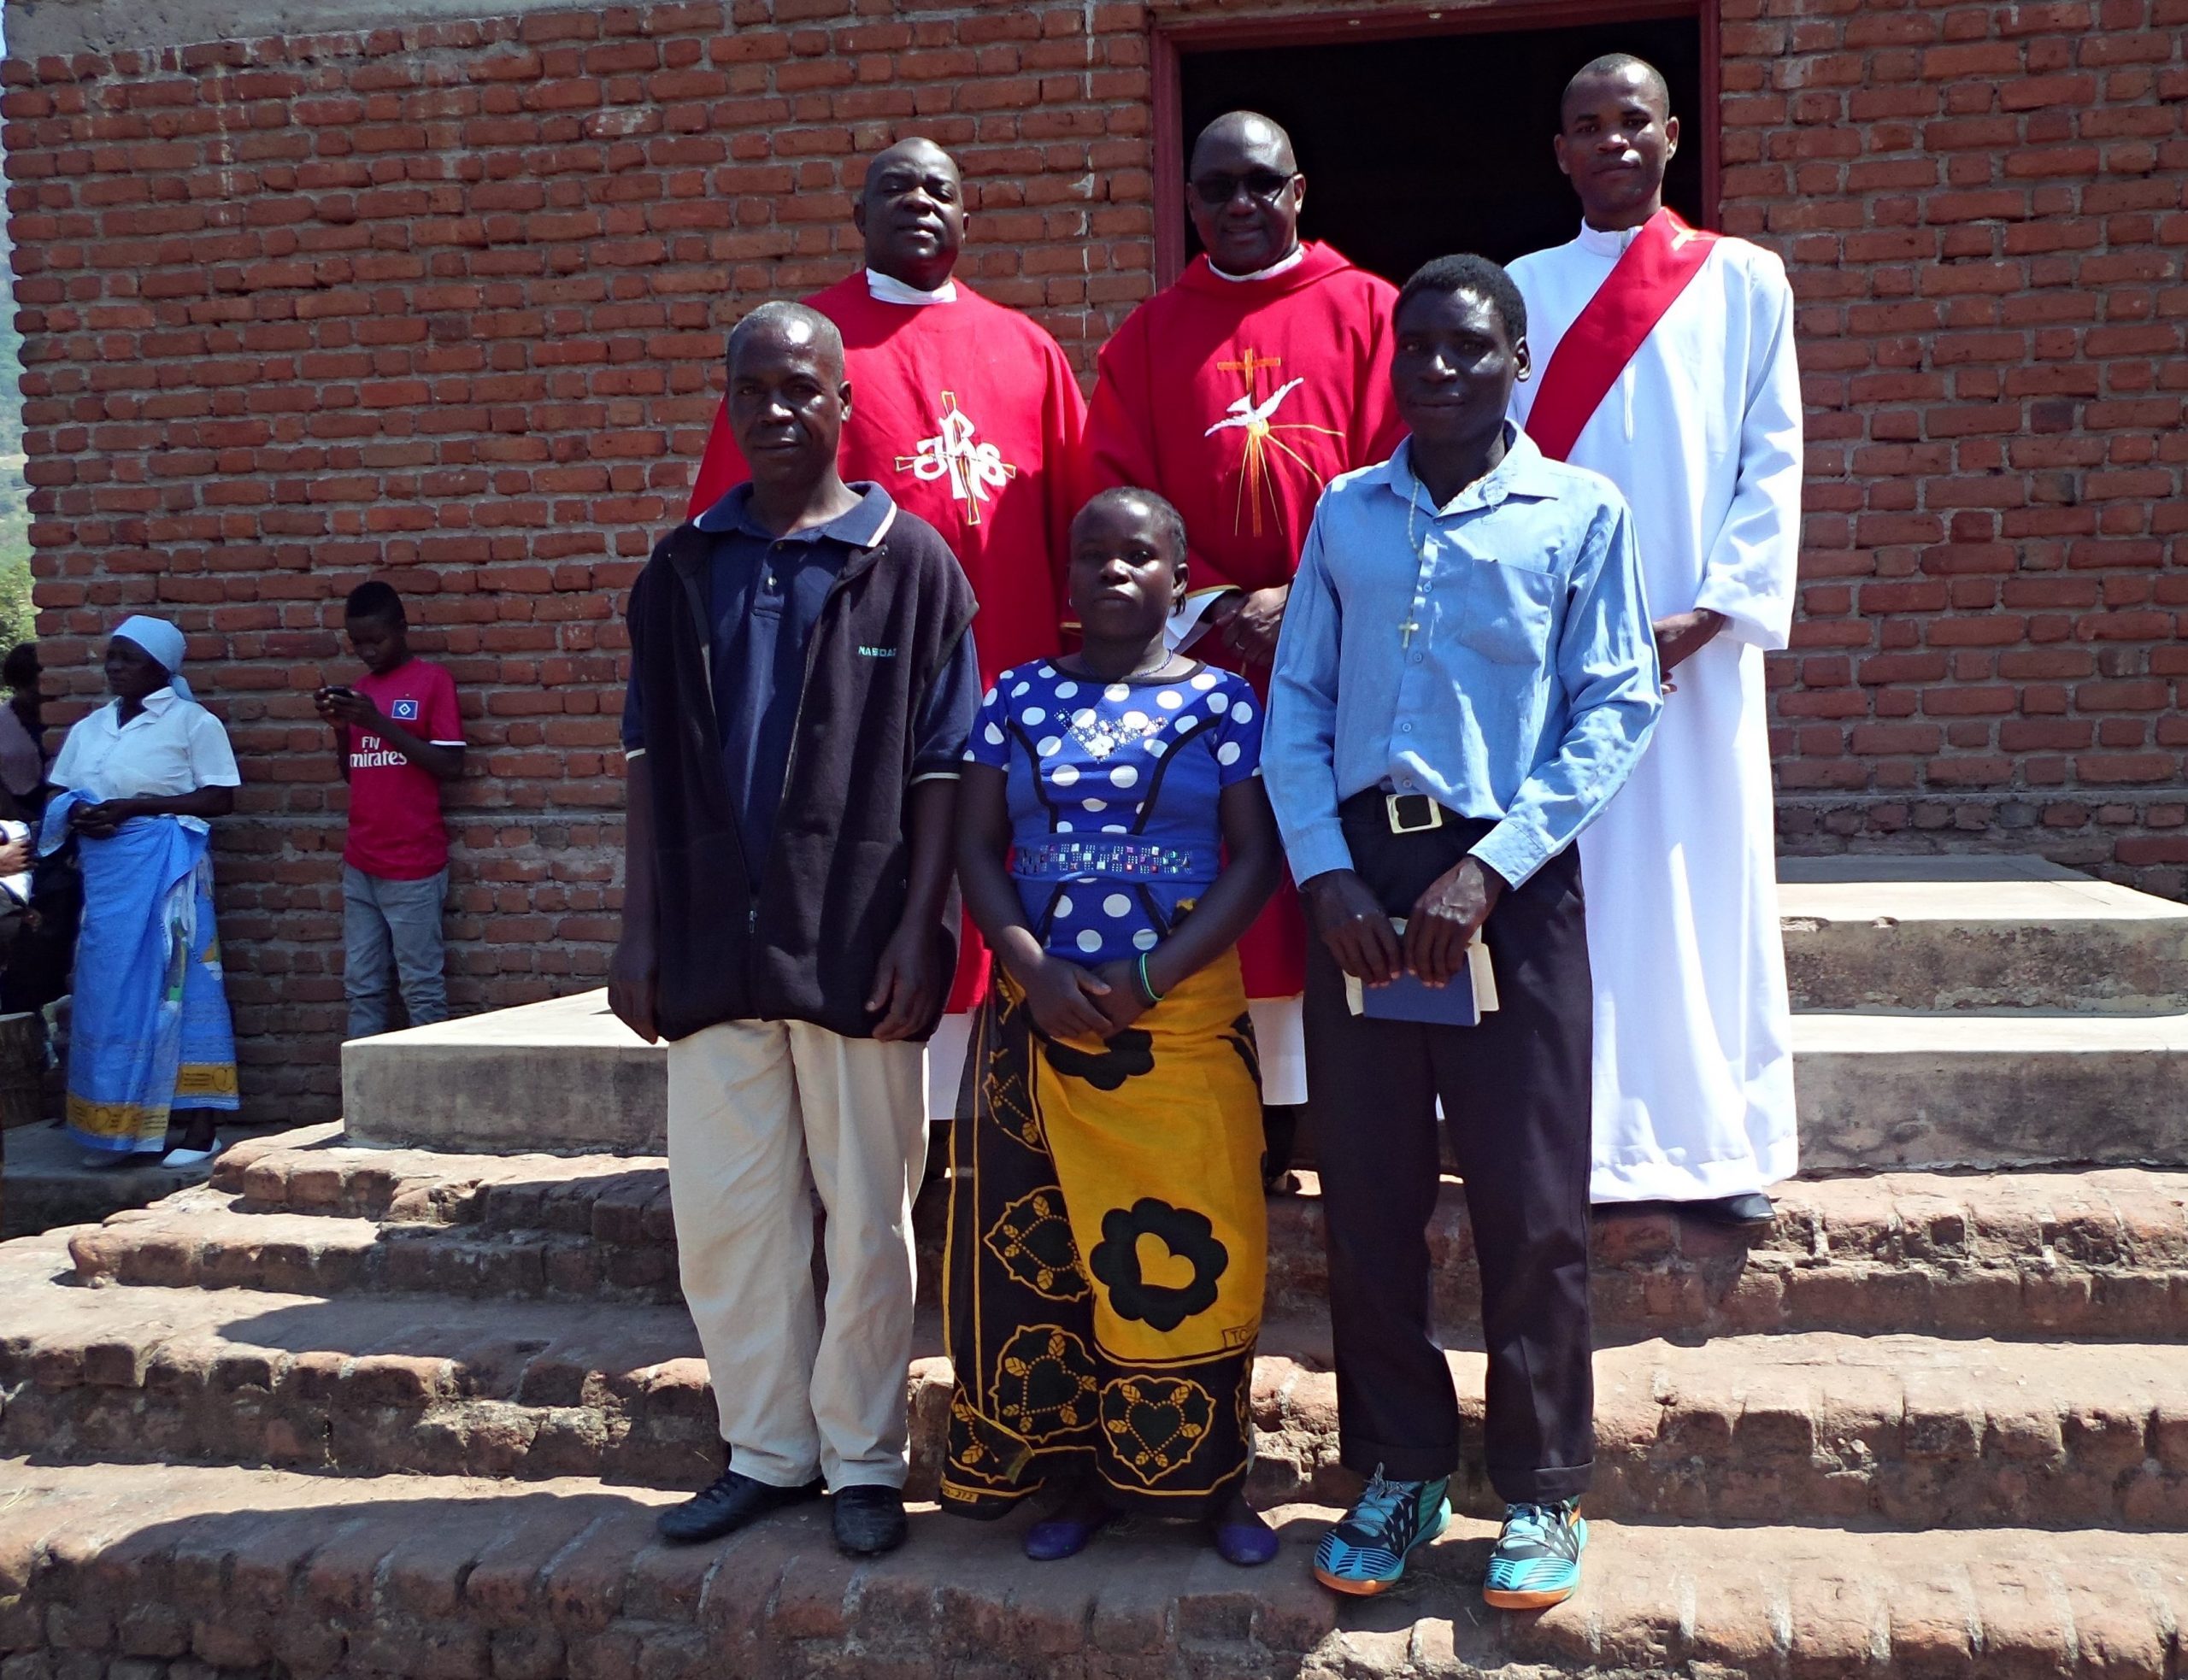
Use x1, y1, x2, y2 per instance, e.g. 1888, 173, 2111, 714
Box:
49, 687, 240, 802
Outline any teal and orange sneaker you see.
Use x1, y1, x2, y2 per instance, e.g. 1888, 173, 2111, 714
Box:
1482, 1499, 1586, 1610
1312, 1468, 1450, 1596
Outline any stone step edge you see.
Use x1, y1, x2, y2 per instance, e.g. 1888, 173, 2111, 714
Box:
57, 1190, 2188, 1344
10, 1289, 2188, 1528
3, 1454, 2185, 1680
203, 1129, 2188, 1274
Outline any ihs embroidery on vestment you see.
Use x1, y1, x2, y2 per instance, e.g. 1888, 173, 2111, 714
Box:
896, 391, 1017, 525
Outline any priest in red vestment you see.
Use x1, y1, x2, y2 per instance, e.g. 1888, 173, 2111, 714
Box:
686, 137, 1088, 1111
1085, 110, 1404, 1117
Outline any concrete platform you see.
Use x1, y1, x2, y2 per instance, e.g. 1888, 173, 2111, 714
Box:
1793, 1008, 2188, 1172
347, 988, 2188, 1173
342, 858, 2188, 1168
344, 990, 663, 1155
1, 1119, 284, 1238
1780, 855, 2188, 1013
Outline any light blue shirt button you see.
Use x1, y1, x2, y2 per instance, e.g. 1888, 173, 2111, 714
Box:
1263, 429, 1662, 892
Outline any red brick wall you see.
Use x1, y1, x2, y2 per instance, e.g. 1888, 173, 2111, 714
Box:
2, 0, 2182, 1117
1721, 0, 2188, 894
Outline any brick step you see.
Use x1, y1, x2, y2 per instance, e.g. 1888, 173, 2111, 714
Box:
3, 1455, 2185, 1680
9, 1232, 2187, 1528
141, 1130, 2188, 1339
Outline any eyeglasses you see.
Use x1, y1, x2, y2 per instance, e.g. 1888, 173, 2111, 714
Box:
1190, 168, 1297, 209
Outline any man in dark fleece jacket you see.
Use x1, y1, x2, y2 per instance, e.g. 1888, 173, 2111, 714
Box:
612, 301, 979, 1561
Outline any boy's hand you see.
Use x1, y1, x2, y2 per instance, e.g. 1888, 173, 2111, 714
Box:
1017, 954, 1115, 1043
321, 690, 382, 731
867, 919, 942, 1043
607, 933, 660, 1044
1303, 868, 1402, 986
1404, 855, 1503, 988
0, 837, 29, 876
1089, 958, 1151, 1037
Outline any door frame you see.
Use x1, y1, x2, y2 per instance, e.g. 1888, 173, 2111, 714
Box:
1150, 0, 1720, 285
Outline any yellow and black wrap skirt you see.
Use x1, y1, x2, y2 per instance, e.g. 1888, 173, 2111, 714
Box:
940, 949, 1267, 1517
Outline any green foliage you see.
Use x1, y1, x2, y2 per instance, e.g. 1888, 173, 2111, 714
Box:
0, 219, 32, 656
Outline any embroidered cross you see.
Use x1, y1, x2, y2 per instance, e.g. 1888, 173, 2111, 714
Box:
896, 391, 1017, 526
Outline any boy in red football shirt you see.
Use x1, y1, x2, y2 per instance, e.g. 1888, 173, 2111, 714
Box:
316, 581, 466, 1038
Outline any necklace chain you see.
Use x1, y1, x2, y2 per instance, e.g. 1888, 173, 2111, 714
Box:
1401, 479, 1432, 650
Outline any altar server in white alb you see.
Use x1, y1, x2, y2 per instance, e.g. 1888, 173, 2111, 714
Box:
1509, 53, 1803, 1225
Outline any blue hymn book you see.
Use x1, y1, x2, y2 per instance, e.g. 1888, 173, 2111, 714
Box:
1343, 922, 1500, 1027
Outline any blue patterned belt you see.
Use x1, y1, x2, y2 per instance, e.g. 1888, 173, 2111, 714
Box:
1013, 837, 1203, 879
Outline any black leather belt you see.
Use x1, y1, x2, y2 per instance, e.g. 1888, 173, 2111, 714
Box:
1338, 790, 1451, 835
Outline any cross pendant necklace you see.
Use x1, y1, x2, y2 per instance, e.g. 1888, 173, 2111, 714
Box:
1401, 484, 1432, 650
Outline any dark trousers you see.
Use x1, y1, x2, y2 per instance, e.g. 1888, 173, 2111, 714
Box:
1305, 796, 1595, 1505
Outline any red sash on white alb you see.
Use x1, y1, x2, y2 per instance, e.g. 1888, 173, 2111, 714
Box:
1527, 209, 1720, 462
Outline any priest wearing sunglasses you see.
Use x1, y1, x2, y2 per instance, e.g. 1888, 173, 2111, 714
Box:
1084, 109, 1404, 1142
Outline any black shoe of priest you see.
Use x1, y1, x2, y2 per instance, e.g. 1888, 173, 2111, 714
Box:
1686, 1191, 1776, 1229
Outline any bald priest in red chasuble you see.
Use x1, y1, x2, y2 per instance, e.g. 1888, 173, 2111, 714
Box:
686, 138, 1089, 1113
1085, 110, 1404, 1115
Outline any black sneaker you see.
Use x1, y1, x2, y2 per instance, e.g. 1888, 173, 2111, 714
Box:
656, 1468, 822, 1545
832, 1484, 909, 1557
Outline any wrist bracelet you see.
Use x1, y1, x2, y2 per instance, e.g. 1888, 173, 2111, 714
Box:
1135, 952, 1166, 1007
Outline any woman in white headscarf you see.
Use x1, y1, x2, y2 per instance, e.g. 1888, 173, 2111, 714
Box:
43, 616, 242, 1165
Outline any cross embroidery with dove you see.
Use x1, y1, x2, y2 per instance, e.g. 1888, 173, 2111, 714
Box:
897, 391, 1017, 526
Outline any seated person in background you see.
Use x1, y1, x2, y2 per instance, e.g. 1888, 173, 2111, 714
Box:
940, 486, 1285, 1566
316, 580, 465, 1040
44, 615, 242, 1168
0, 642, 48, 818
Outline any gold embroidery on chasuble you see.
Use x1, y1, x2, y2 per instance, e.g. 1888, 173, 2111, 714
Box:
985, 1189, 1091, 1301
989, 1325, 1100, 1446
1098, 1374, 1216, 1489
1201, 348, 1344, 538
895, 391, 1017, 526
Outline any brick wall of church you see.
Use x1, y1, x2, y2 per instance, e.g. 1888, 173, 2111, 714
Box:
2, 0, 2182, 1118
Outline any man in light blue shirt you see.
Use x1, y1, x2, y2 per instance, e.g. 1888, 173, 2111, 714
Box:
1265, 255, 1660, 1610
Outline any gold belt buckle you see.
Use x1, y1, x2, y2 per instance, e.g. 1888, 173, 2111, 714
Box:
1385, 793, 1444, 835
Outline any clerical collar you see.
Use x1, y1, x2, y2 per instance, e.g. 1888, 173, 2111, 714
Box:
1208, 244, 1307, 283
1577, 220, 1644, 256
865, 267, 957, 306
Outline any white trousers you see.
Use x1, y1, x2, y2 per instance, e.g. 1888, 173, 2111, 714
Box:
665, 1019, 926, 1491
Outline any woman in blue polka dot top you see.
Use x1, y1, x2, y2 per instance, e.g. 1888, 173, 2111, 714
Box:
941, 487, 1285, 1568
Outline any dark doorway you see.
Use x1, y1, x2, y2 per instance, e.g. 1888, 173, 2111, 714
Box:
1175, 14, 1706, 285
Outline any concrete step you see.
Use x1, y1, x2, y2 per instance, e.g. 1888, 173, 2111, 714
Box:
6, 1456, 2184, 1680
343, 991, 2188, 1172
1793, 1009, 2188, 1171
9, 1233, 2187, 1527
1780, 855, 2188, 1013
0, 1118, 283, 1240
77, 1131, 2188, 1340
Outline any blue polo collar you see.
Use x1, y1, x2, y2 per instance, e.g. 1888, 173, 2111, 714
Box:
694, 481, 898, 548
